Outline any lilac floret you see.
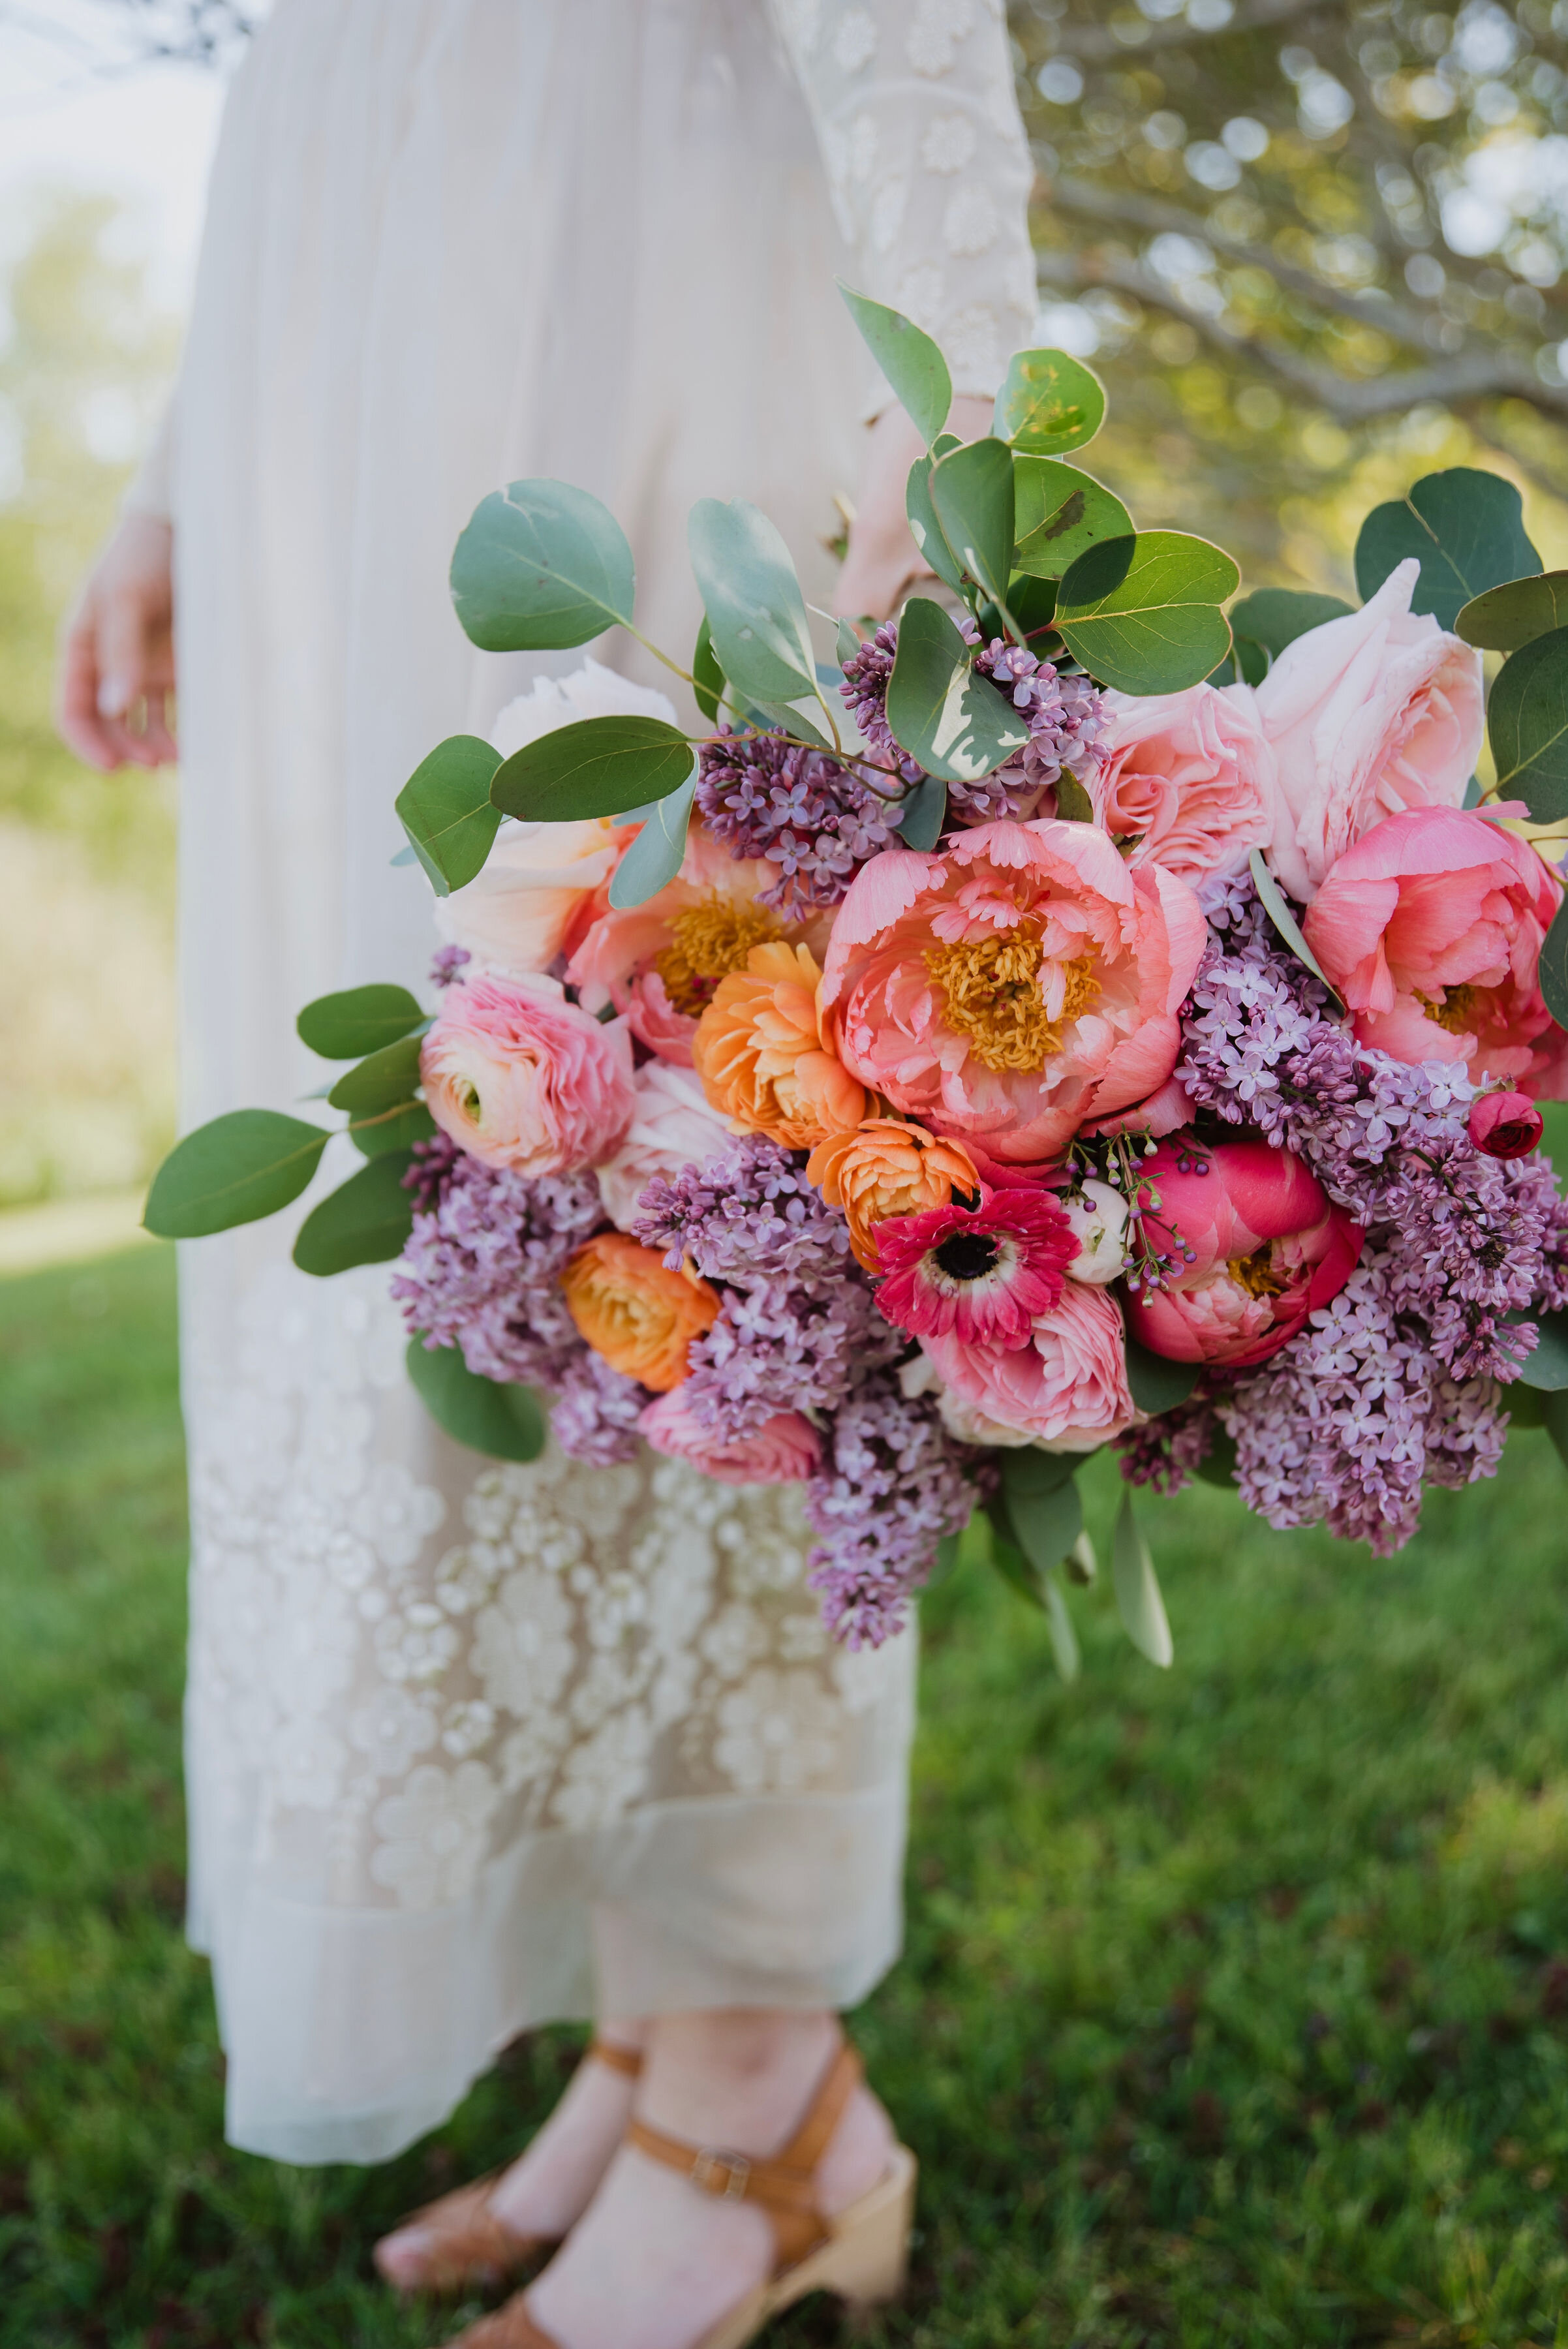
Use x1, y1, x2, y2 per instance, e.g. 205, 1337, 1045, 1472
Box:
805, 1374, 984, 1648
693, 731, 902, 913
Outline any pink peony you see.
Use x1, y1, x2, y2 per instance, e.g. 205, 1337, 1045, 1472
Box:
921, 1280, 1137, 1452
595, 1062, 736, 1231
420, 972, 635, 1176
1469, 1089, 1545, 1159
1093, 681, 1278, 882
1255, 559, 1484, 904
638, 1390, 822, 1485
1124, 1135, 1362, 1368
818, 820, 1207, 1163
1300, 804, 1568, 1094
874, 1190, 1078, 1348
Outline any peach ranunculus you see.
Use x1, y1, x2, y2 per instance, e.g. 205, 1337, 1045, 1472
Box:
694, 941, 867, 1149
1300, 804, 1568, 1095
920, 1279, 1137, 1452
1092, 681, 1278, 882
420, 972, 635, 1175
805, 1118, 979, 1271
559, 1231, 720, 1392
638, 1390, 822, 1484
1255, 558, 1485, 905
818, 820, 1207, 1164
595, 1062, 737, 1232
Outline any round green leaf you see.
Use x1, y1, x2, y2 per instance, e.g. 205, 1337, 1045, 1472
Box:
1354, 467, 1541, 632
692, 616, 726, 724
1056, 532, 1238, 695
352, 1101, 437, 1159
1457, 571, 1568, 651
896, 771, 948, 851
328, 1033, 424, 1116
928, 437, 1017, 612
405, 1337, 547, 1463
992, 347, 1105, 455
904, 452, 968, 596
688, 499, 818, 705
395, 735, 504, 898
144, 1110, 329, 1239
298, 985, 426, 1061
884, 598, 1029, 783
292, 1152, 416, 1278
1011, 457, 1133, 582
1228, 588, 1354, 666
837, 282, 952, 446
491, 714, 695, 822
450, 480, 636, 651
1123, 1331, 1201, 1416
607, 769, 697, 908
1518, 1308, 1568, 1392
1488, 628, 1568, 823
1002, 1468, 1084, 1578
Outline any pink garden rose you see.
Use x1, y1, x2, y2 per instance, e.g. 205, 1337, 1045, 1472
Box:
1255, 558, 1484, 904
638, 1390, 822, 1485
818, 819, 1207, 1163
921, 1279, 1137, 1452
1300, 804, 1568, 1096
420, 972, 635, 1175
595, 1062, 736, 1231
1469, 1090, 1545, 1159
1093, 681, 1278, 882
1124, 1135, 1362, 1368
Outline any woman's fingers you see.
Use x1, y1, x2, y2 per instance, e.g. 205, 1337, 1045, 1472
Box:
55, 600, 122, 771
54, 515, 177, 771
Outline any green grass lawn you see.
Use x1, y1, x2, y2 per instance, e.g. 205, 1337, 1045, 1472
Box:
5, 1248, 1568, 2346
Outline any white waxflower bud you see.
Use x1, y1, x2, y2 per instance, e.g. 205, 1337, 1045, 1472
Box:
1060, 1178, 1131, 1285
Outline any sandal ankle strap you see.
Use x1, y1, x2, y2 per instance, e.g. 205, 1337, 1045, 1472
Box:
588, 2036, 644, 2080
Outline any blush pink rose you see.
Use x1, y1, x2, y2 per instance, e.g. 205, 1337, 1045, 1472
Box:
1300, 805, 1568, 1094
420, 972, 636, 1175
819, 819, 1207, 1163
1092, 681, 1278, 882
1255, 558, 1484, 904
638, 1390, 822, 1484
1124, 1135, 1362, 1368
595, 1063, 736, 1231
921, 1280, 1137, 1452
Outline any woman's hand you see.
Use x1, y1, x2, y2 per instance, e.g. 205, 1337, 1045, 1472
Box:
832, 393, 994, 624
55, 513, 177, 771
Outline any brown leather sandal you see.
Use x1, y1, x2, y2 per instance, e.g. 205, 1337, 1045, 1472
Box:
450, 2033, 917, 2349
374, 2038, 644, 2296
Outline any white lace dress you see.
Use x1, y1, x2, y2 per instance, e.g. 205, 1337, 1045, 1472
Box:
138, 0, 1036, 2164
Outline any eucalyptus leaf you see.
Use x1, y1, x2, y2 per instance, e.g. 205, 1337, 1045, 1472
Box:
450, 479, 636, 651
1004, 1469, 1084, 1578
328, 1034, 424, 1117
1043, 1573, 1081, 1683
905, 453, 968, 594
1488, 628, 1568, 824
1249, 848, 1345, 1008
836, 617, 863, 671
1004, 572, 1060, 642
688, 499, 818, 705
1195, 1425, 1239, 1489
837, 283, 952, 446
1000, 1447, 1079, 1498
1122, 1332, 1201, 1416
993, 346, 1106, 455
607, 768, 698, 908
1228, 588, 1355, 666
1518, 1308, 1568, 1392
693, 616, 726, 724
1540, 892, 1568, 1032
352, 1101, 437, 1158
144, 1110, 329, 1240
1457, 571, 1568, 651
1064, 1531, 1098, 1587
1055, 773, 1094, 823
1354, 467, 1541, 631
985, 1500, 1051, 1613
884, 597, 1029, 783
292, 1151, 416, 1278
749, 701, 833, 748
297, 985, 427, 1061
1056, 532, 1238, 694
897, 771, 948, 851
1011, 457, 1133, 581
928, 436, 1017, 613
405, 1337, 547, 1464
1113, 1492, 1174, 1668
395, 735, 504, 898
491, 714, 695, 822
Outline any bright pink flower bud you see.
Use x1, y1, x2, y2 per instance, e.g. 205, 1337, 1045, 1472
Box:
1468, 1090, 1544, 1160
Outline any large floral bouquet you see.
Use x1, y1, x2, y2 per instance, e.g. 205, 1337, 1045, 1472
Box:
148, 290, 1568, 1666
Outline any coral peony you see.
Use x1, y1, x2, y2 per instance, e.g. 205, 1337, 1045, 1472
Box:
806, 1117, 979, 1272
559, 1231, 719, 1392
694, 940, 867, 1149
874, 1190, 1078, 1347
1256, 559, 1484, 904
1300, 804, 1568, 1094
1469, 1089, 1545, 1159
1093, 681, 1278, 882
638, 1390, 822, 1484
1124, 1134, 1362, 1368
420, 973, 635, 1176
819, 819, 1207, 1162
921, 1280, 1137, 1451
595, 1063, 735, 1231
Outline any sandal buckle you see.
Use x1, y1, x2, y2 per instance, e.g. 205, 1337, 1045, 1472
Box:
690, 2147, 751, 2200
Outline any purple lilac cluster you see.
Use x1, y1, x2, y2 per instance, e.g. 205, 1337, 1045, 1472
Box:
1118, 1397, 1220, 1494
693, 731, 902, 914
428, 943, 470, 989
392, 1140, 646, 1463
805, 1374, 983, 1648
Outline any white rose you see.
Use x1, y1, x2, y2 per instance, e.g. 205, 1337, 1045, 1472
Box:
1060, 1178, 1131, 1285
595, 1063, 736, 1230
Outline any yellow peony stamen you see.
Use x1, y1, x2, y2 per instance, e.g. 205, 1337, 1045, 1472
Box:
1227, 1246, 1288, 1299
923, 927, 1099, 1075
654, 894, 786, 1016
1417, 983, 1481, 1036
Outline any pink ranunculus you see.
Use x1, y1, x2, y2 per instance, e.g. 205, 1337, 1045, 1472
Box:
1300, 804, 1567, 1094
420, 972, 636, 1176
818, 819, 1207, 1164
1255, 558, 1485, 904
873, 1190, 1079, 1347
596, 1062, 736, 1231
638, 1390, 822, 1485
921, 1280, 1138, 1452
1092, 681, 1278, 882
1124, 1133, 1362, 1368
1469, 1089, 1545, 1159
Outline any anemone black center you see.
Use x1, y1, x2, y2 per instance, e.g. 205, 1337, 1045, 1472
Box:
932, 1231, 1001, 1283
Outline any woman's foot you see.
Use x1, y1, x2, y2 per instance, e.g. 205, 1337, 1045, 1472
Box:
500, 2010, 896, 2349
375, 2029, 647, 2294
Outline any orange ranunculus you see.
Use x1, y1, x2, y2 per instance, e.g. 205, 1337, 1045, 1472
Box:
692, 941, 867, 1150
806, 1118, 981, 1272
559, 1232, 720, 1392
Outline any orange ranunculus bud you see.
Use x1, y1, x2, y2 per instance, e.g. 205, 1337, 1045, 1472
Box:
806, 1118, 981, 1272
559, 1231, 720, 1392
692, 940, 867, 1151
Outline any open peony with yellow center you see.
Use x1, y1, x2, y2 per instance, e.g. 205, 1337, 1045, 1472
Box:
558, 1231, 720, 1392
692, 940, 867, 1150
818, 820, 1207, 1163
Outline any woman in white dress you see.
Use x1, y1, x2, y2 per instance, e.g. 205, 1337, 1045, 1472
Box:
58, 5, 1036, 2341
